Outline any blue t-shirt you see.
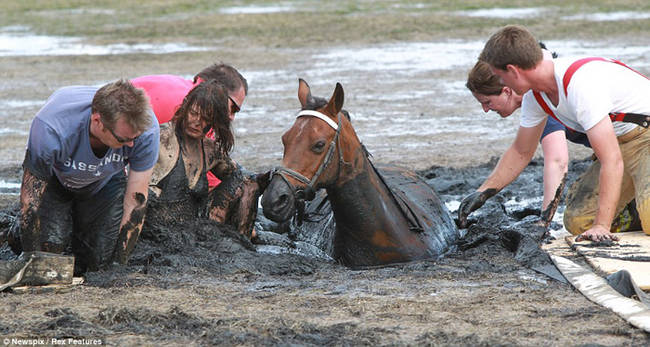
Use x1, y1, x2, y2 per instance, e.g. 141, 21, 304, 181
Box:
541, 116, 591, 148
24, 85, 160, 195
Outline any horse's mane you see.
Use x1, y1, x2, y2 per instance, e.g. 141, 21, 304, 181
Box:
302, 95, 351, 121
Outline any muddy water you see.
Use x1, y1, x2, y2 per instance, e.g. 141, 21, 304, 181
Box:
2, 29, 650, 171
4, 156, 648, 345
1, 9, 650, 344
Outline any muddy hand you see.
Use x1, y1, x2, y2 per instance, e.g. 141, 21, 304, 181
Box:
114, 192, 147, 264
540, 173, 566, 228
236, 174, 267, 238
255, 170, 271, 192
213, 159, 235, 178
575, 225, 620, 242
458, 188, 497, 229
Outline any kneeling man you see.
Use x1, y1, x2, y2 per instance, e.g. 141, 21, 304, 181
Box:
20, 79, 160, 272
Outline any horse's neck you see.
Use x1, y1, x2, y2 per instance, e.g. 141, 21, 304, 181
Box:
326, 154, 405, 231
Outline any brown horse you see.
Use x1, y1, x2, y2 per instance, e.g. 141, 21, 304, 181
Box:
261, 79, 459, 267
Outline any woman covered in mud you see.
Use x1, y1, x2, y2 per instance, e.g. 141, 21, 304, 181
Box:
146, 80, 264, 240
146, 80, 233, 225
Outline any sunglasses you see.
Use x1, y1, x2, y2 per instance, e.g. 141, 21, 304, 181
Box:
101, 118, 138, 143
228, 95, 241, 115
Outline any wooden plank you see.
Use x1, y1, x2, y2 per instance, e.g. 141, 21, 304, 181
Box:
10, 277, 84, 294
20, 251, 75, 286
566, 232, 650, 290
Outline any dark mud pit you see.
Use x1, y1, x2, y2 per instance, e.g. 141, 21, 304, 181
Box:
1, 157, 648, 346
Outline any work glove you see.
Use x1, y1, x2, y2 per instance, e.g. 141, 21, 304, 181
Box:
458, 188, 497, 229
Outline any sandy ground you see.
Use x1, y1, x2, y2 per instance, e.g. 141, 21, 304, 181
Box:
1, 160, 649, 346
1, 2, 650, 346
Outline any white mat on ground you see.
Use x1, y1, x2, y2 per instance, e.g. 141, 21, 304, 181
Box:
567, 231, 650, 290
550, 255, 650, 332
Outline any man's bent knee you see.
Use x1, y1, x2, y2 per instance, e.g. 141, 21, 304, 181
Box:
563, 209, 593, 235
638, 198, 650, 235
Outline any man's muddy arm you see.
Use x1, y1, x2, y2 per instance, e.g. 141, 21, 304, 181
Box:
113, 167, 153, 264
19, 168, 48, 251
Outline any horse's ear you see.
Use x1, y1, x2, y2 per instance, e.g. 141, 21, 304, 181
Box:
298, 78, 311, 108
325, 82, 344, 116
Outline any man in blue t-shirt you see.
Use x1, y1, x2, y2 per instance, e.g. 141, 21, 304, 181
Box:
19, 79, 160, 273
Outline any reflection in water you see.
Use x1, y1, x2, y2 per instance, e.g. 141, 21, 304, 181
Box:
0, 180, 21, 195
562, 11, 650, 21
0, 28, 210, 57
219, 5, 296, 14
2, 24, 650, 169
454, 8, 546, 19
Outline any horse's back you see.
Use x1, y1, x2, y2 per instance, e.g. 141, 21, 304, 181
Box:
375, 165, 460, 257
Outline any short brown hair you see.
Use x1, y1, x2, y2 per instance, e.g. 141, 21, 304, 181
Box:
194, 63, 248, 96
172, 80, 234, 154
466, 60, 504, 96
92, 79, 152, 133
479, 25, 543, 71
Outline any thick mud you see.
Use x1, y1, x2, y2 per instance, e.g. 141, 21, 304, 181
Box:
1, 157, 648, 345
1, 2, 649, 342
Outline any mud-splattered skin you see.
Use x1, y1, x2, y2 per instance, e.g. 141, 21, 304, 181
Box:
150, 123, 234, 199
113, 192, 147, 264
207, 168, 267, 239
540, 173, 567, 228
19, 169, 48, 251
148, 122, 260, 238
262, 80, 459, 267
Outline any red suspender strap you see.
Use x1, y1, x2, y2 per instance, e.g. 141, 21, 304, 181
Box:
562, 57, 650, 128
532, 91, 577, 132
562, 57, 609, 97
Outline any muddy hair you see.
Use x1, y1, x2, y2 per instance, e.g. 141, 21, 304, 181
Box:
194, 63, 248, 95
466, 60, 503, 96
92, 79, 152, 133
479, 25, 543, 71
172, 80, 234, 154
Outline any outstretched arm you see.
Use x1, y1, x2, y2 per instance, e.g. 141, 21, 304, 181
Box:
480, 124, 543, 191
459, 123, 543, 227
19, 168, 48, 251
575, 118, 623, 242
113, 167, 153, 264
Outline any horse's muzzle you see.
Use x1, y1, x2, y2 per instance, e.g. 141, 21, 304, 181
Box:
261, 175, 296, 223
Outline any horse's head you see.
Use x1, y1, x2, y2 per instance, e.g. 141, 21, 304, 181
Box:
261, 79, 347, 223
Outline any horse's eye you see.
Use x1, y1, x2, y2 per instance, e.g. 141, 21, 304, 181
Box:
311, 140, 326, 153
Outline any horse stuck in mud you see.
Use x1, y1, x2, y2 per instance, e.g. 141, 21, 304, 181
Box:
261, 79, 460, 267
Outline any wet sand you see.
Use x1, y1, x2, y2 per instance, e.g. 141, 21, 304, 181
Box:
1, 2, 650, 345
1, 157, 649, 345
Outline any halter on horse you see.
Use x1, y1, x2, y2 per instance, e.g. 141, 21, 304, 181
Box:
261, 79, 459, 267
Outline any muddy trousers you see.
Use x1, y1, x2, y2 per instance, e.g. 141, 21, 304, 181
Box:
22, 172, 126, 273
564, 126, 650, 235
